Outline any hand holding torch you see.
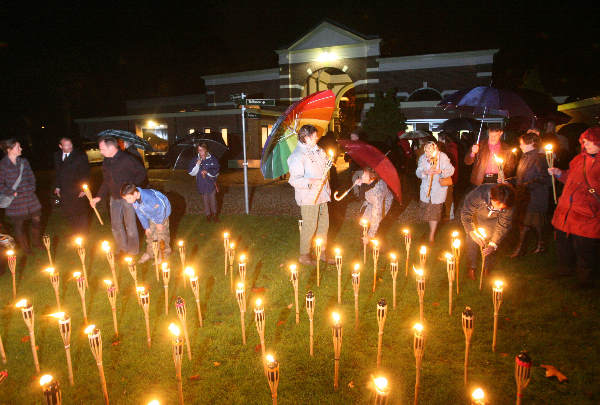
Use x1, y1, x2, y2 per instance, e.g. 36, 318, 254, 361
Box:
313, 148, 334, 204
545, 144, 557, 204
82, 184, 104, 225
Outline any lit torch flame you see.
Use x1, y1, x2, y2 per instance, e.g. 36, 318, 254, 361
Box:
168, 323, 180, 336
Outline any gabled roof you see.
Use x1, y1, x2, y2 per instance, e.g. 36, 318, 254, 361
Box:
278, 19, 379, 52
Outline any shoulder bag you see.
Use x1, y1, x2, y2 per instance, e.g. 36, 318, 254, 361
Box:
0, 161, 24, 208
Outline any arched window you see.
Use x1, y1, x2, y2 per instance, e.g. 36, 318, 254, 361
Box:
407, 88, 442, 102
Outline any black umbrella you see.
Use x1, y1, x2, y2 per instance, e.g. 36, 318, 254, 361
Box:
171, 138, 228, 170
439, 117, 480, 133
97, 129, 153, 151
398, 130, 431, 140
557, 122, 589, 138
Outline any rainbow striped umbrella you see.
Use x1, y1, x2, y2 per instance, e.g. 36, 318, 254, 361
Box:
260, 90, 335, 179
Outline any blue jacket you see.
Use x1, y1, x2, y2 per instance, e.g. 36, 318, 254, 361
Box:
188, 153, 220, 194
132, 188, 171, 229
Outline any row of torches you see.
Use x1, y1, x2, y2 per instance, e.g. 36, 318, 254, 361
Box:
4, 226, 530, 405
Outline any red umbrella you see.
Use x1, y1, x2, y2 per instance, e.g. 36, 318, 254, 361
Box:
338, 140, 402, 202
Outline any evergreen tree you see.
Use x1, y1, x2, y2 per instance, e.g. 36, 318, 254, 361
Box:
362, 91, 406, 144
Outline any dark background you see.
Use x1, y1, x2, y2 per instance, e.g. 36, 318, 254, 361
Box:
2, 0, 599, 150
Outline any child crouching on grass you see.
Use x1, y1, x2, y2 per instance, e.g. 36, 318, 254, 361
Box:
120, 183, 171, 263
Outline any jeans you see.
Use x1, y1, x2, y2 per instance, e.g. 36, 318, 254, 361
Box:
144, 218, 171, 258
201, 190, 217, 216
110, 197, 139, 255
299, 203, 329, 256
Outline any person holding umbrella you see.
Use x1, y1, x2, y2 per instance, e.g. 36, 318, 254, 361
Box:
352, 167, 394, 240
416, 141, 454, 242
464, 124, 516, 186
288, 124, 335, 266
188, 143, 220, 222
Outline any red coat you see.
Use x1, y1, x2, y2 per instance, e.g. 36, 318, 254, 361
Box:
552, 152, 600, 238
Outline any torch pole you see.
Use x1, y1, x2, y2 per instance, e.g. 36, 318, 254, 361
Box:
178, 242, 186, 289
83, 185, 104, 225
266, 357, 280, 405
139, 290, 151, 348
7, 252, 16, 300
479, 246, 486, 291
175, 297, 192, 361
152, 239, 160, 282
352, 268, 360, 329
492, 283, 503, 352
106, 249, 119, 293
163, 264, 171, 315
390, 257, 398, 309
228, 246, 235, 292
315, 241, 322, 287
172, 332, 185, 405
0, 334, 6, 364
515, 351, 532, 405
376, 299, 387, 368
305, 291, 315, 357
20, 304, 40, 372
106, 284, 119, 337
372, 242, 379, 293
332, 321, 343, 391
75, 275, 88, 323
76, 245, 89, 288
446, 255, 455, 315
190, 276, 203, 327
43, 234, 53, 266
335, 251, 342, 304
236, 283, 247, 345
87, 327, 109, 405
254, 300, 266, 373
413, 325, 424, 405
462, 307, 474, 385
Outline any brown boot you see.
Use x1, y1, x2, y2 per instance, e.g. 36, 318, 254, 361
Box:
467, 268, 476, 280
509, 227, 528, 258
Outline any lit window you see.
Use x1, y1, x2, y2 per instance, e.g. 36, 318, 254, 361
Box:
204, 128, 211, 134
189, 129, 195, 134
221, 128, 228, 146
261, 126, 269, 148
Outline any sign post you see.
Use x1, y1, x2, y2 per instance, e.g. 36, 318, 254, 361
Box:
240, 93, 250, 214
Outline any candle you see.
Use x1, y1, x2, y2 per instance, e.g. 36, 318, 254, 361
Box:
445, 252, 455, 315
265, 354, 280, 405
236, 282, 247, 345
334, 247, 342, 304
389, 253, 399, 309
352, 263, 360, 328
175, 296, 192, 361
44, 267, 61, 311
16, 299, 40, 372
168, 323, 185, 405
5, 249, 16, 300
414, 267, 426, 322
462, 306, 474, 385
290, 264, 299, 324
373, 376, 390, 405
492, 280, 504, 352
49, 312, 74, 385
371, 239, 380, 293
376, 298, 388, 367
332, 312, 343, 391
103, 279, 119, 337
185, 267, 203, 327
402, 228, 412, 276
315, 238, 323, 286
413, 323, 425, 405
305, 291, 315, 356
85, 325, 109, 404
545, 144, 557, 203
40, 374, 62, 405
137, 286, 151, 347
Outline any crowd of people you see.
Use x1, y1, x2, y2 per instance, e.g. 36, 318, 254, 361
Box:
0, 123, 598, 287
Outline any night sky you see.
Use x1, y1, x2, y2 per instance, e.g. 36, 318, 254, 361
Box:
2, 1, 599, 139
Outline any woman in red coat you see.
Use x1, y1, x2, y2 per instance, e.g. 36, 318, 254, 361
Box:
548, 127, 600, 285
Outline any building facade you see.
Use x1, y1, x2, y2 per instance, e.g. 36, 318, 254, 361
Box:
76, 21, 497, 166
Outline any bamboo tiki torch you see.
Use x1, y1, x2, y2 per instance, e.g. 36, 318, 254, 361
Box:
376, 298, 387, 368
236, 282, 247, 345
426, 151, 438, 199
462, 306, 474, 385
360, 218, 369, 264
73, 272, 88, 323
168, 323, 185, 405
290, 264, 300, 324
471, 388, 486, 405
49, 312, 74, 386
137, 287, 151, 347
162, 262, 170, 315
445, 253, 455, 315
298, 219, 303, 234
332, 312, 343, 391
492, 280, 504, 352
239, 253, 247, 285
0, 333, 6, 364
175, 296, 192, 361
390, 253, 399, 309
313, 149, 334, 204
475, 228, 488, 291
515, 351, 532, 405
305, 291, 315, 356
266, 354, 280, 405
40, 374, 62, 405
373, 376, 390, 405
124, 256, 138, 291
493, 154, 505, 183
315, 238, 323, 287
44, 267, 61, 311
16, 299, 40, 372
177, 240, 186, 288
103, 280, 119, 338
6, 249, 17, 300
85, 325, 109, 404
334, 248, 342, 304
254, 298, 266, 371
545, 144, 557, 204
74, 237, 89, 288
372, 239, 380, 293
101, 241, 119, 293
413, 323, 425, 405
185, 267, 203, 327
152, 239, 160, 282
402, 228, 412, 277
452, 236, 461, 295
42, 234, 53, 266
418, 245, 427, 269
82, 184, 104, 225
352, 264, 360, 329
228, 243, 236, 292
223, 232, 230, 275
414, 267, 426, 323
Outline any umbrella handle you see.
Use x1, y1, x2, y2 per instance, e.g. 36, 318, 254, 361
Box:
333, 187, 353, 202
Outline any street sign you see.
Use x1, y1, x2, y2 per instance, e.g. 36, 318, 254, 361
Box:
246, 98, 276, 106
246, 111, 260, 119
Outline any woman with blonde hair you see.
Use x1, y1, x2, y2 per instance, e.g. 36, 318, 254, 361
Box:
416, 141, 454, 242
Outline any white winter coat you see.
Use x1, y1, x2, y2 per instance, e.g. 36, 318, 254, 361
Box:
287, 141, 331, 206
416, 152, 455, 204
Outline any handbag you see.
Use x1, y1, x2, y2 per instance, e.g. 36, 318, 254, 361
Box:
439, 177, 453, 187
0, 161, 24, 208
582, 155, 600, 203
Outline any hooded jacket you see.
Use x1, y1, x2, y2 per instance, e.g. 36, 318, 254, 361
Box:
188, 153, 219, 194
287, 141, 331, 206
132, 188, 171, 229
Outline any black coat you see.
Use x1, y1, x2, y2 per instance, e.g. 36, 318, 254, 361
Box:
512, 150, 550, 214
53, 150, 90, 213
98, 150, 147, 200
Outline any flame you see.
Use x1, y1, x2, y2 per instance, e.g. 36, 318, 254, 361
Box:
223, 232, 229, 239
239, 254, 246, 262
419, 246, 427, 255
178, 240, 184, 247
373, 376, 388, 392
136, 286, 146, 294
334, 247, 341, 256
413, 267, 424, 277
255, 298, 262, 307
103, 279, 113, 287
49, 312, 65, 320
493, 153, 504, 164
390, 253, 397, 260
476, 227, 487, 238
6, 249, 15, 256
451, 231, 459, 238
444, 252, 454, 260
84, 324, 96, 334
229, 242, 235, 249
360, 218, 368, 226
472, 388, 485, 400
413, 323, 424, 333
148, 401, 160, 405
73, 271, 82, 278
124, 256, 133, 264
402, 228, 409, 235
544, 144, 553, 152
168, 323, 180, 336
15, 299, 28, 308
101, 241, 110, 252
236, 282, 244, 291
452, 239, 461, 249
315, 237, 323, 246
289, 263, 297, 273
371, 239, 379, 247
74, 236, 83, 246
82, 184, 88, 190
332, 312, 341, 324
494, 280, 504, 290
161, 262, 168, 271
39, 374, 53, 386
265, 354, 275, 364
353, 263, 360, 271
43, 267, 55, 275
512, 147, 518, 154
184, 267, 195, 277
328, 149, 334, 158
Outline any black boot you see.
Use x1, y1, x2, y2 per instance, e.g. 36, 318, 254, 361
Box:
509, 227, 528, 258
532, 241, 545, 254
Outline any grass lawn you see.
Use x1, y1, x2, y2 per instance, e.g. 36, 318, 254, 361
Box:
0, 212, 598, 404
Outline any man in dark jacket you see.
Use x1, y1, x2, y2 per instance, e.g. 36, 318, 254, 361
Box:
53, 137, 90, 236
461, 183, 515, 280
90, 136, 147, 255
